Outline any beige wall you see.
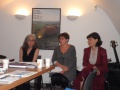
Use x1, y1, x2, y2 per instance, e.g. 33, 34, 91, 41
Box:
0, 0, 120, 83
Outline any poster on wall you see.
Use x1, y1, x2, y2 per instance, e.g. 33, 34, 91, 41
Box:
32, 8, 61, 50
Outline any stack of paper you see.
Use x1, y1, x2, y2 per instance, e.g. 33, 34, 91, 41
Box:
9, 62, 37, 68
9, 62, 28, 68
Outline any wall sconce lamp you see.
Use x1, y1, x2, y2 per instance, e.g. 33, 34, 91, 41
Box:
15, 8, 28, 20
15, 14, 26, 20
67, 15, 79, 21
67, 8, 81, 21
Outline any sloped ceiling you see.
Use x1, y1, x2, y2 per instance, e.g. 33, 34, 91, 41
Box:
0, 0, 13, 8
90, 0, 120, 36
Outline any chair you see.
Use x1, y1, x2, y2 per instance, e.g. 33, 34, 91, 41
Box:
105, 80, 109, 90
0, 55, 14, 63
9, 59, 15, 62
104, 72, 109, 90
82, 71, 97, 90
0, 55, 7, 59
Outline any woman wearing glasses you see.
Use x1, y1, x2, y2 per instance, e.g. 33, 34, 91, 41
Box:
19, 34, 41, 90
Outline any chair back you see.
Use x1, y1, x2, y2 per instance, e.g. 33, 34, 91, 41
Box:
83, 71, 97, 90
9, 59, 15, 62
0, 55, 7, 59
37, 55, 41, 59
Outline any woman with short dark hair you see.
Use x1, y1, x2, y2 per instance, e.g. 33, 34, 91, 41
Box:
72, 32, 108, 90
52, 32, 77, 88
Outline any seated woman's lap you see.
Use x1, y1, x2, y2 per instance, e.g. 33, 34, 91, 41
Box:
92, 75, 105, 90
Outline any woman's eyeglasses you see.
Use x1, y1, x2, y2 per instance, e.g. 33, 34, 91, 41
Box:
28, 39, 35, 42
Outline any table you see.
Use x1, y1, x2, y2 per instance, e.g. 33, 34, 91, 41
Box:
0, 65, 55, 90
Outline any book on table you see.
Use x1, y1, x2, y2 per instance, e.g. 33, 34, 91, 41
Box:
9, 62, 37, 68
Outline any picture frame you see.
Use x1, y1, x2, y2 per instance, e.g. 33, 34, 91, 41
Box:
32, 8, 61, 50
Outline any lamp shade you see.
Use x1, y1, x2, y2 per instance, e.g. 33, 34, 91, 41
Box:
67, 15, 78, 21
15, 14, 26, 20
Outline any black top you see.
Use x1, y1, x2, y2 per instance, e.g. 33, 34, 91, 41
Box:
22, 48, 36, 62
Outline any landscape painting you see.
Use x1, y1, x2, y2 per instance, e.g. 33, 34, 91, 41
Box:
32, 8, 61, 50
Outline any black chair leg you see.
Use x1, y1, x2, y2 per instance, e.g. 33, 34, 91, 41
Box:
105, 81, 109, 90
34, 75, 43, 90
50, 83, 52, 90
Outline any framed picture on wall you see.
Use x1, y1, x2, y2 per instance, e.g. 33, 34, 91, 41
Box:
32, 8, 61, 50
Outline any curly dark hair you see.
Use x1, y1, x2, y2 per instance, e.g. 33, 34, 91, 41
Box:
87, 32, 102, 46
58, 32, 70, 40
22, 34, 38, 50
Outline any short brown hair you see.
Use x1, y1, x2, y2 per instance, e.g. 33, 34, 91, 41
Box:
58, 32, 70, 40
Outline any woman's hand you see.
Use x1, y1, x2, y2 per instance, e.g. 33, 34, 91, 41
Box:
55, 61, 69, 74
96, 70, 100, 75
60, 65, 69, 74
63, 66, 69, 71
93, 66, 100, 75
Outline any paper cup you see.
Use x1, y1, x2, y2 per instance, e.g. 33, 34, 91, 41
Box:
37, 59, 43, 68
2, 59, 9, 70
45, 58, 51, 67
0, 59, 3, 63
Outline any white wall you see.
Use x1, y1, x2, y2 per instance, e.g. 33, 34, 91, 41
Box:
0, 0, 120, 83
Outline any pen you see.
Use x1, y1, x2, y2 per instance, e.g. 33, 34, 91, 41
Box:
0, 75, 10, 79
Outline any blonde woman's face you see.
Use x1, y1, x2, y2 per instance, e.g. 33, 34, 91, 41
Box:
27, 35, 35, 47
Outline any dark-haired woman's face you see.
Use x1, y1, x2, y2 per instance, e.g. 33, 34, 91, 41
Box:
87, 37, 98, 47
59, 36, 68, 45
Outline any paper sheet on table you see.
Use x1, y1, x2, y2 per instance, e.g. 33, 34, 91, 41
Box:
51, 67, 62, 72
8, 70, 37, 77
0, 74, 20, 84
